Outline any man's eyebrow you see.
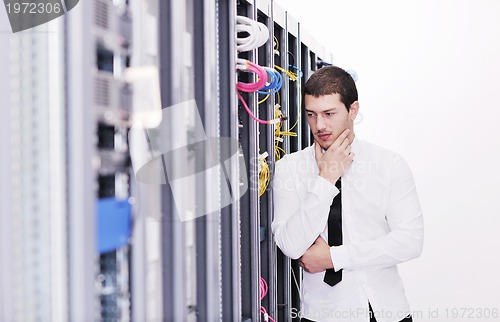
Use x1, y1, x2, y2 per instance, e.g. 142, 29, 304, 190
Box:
305, 108, 337, 113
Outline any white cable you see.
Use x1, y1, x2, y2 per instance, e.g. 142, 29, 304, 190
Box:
236, 16, 269, 52
290, 265, 303, 303
236, 19, 265, 51
236, 58, 248, 70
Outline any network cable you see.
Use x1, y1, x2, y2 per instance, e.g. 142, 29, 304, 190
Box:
237, 58, 268, 92
273, 103, 297, 161
257, 67, 283, 105
237, 92, 287, 125
258, 152, 270, 196
236, 16, 269, 52
260, 277, 276, 322
257, 68, 283, 95
237, 59, 287, 125
272, 64, 303, 159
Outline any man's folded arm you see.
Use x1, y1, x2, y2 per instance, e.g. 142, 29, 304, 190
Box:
271, 158, 338, 259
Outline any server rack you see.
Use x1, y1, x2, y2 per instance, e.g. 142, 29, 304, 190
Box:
234, 1, 334, 321
236, 0, 262, 320
256, 1, 278, 321
217, 0, 243, 321
271, 5, 293, 321
1, 19, 69, 322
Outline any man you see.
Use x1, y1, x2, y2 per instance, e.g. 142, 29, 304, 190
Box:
272, 66, 424, 322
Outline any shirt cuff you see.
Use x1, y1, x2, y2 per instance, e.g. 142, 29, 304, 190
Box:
330, 245, 350, 271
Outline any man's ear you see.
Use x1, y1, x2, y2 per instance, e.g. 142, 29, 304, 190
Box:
349, 101, 359, 121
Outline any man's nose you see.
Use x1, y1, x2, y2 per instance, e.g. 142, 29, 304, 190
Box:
316, 116, 326, 130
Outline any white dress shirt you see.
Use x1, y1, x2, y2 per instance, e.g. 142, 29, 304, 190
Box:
272, 135, 424, 322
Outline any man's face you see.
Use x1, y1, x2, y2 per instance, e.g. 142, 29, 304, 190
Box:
305, 93, 358, 150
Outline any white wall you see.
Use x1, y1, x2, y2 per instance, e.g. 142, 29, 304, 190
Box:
276, 0, 500, 321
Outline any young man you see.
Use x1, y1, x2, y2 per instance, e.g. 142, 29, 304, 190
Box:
272, 66, 424, 322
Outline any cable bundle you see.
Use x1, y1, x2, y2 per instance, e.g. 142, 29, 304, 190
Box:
237, 58, 287, 125
236, 16, 269, 52
274, 64, 300, 82
272, 64, 302, 160
235, 17, 287, 125
260, 277, 276, 322
257, 68, 282, 95
273, 103, 297, 160
258, 152, 270, 196
236, 58, 268, 92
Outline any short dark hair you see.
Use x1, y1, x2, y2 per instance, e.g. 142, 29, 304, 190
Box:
304, 66, 358, 111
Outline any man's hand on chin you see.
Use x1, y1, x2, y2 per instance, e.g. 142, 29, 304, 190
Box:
298, 236, 335, 273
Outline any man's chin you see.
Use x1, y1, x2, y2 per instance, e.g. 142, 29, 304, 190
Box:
315, 140, 333, 151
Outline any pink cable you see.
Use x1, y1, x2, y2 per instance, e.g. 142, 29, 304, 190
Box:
236, 59, 287, 125
237, 91, 271, 125
260, 277, 267, 300
260, 277, 276, 322
237, 61, 268, 92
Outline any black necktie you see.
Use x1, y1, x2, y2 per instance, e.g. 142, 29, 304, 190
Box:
324, 178, 343, 286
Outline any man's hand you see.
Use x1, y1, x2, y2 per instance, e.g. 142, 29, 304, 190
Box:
315, 128, 354, 184
298, 236, 334, 273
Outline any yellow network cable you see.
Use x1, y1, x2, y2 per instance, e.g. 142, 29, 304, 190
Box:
274, 64, 299, 81
258, 94, 270, 105
273, 103, 297, 161
258, 152, 270, 196
273, 64, 302, 160
274, 65, 302, 132
288, 82, 302, 132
